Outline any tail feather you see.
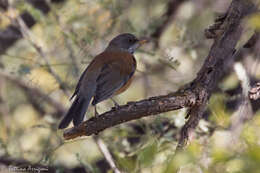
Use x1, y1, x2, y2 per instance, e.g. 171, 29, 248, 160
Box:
72, 97, 89, 126
58, 96, 91, 129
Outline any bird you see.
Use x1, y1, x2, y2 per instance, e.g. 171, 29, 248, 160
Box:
58, 33, 147, 129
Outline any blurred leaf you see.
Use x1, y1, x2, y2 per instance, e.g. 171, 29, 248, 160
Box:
164, 151, 192, 173
247, 145, 260, 163
226, 159, 244, 173
209, 94, 231, 127
211, 148, 232, 163
242, 124, 257, 145
187, 140, 202, 160
137, 140, 158, 167
248, 13, 260, 30
27, 68, 59, 93
115, 153, 137, 172
18, 64, 31, 75
76, 153, 95, 173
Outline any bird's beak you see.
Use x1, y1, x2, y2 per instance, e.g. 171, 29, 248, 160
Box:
137, 38, 149, 45
128, 38, 149, 53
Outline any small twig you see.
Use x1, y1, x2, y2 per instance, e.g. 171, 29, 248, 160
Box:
0, 0, 66, 56
229, 62, 253, 142
50, 6, 80, 76
6, 3, 70, 97
16, 16, 70, 97
234, 62, 251, 97
0, 71, 66, 118
93, 135, 122, 173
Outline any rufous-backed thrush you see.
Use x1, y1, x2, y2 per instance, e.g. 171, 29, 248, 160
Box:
58, 33, 147, 129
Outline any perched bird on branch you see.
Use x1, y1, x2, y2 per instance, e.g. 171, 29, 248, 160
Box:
58, 33, 147, 129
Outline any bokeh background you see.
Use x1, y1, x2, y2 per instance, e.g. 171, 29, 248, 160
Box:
0, 0, 259, 172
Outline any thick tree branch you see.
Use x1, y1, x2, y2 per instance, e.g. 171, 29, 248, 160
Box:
64, 92, 196, 140
177, 0, 257, 149
177, 88, 208, 150
63, 0, 256, 143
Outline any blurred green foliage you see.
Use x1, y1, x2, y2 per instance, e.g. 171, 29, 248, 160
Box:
0, 0, 260, 172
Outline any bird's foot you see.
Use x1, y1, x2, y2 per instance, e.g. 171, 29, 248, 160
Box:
94, 106, 99, 118
111, 98, 120, 110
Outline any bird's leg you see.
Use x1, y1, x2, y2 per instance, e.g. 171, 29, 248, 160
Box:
94, 105, 99, 118
111, 98, 120, 109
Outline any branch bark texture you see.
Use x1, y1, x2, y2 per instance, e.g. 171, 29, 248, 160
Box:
64, 93, 196, 140
177, 0, 256, 149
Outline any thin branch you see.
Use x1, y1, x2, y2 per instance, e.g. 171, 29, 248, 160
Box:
13, 13, 70, 97
50, 6, 80, 76
0, 71, 66, 118
0, 12, 35, 56
229, 62, 253, 143
0, 0, 65, 56
93, 135, 122, 173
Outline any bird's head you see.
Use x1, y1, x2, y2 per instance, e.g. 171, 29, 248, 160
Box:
106, 33, 147, 54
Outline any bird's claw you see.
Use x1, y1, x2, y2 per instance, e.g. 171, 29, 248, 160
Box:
111, 98, 120, 110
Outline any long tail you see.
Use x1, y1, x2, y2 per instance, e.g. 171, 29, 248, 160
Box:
58, 96, 91, 129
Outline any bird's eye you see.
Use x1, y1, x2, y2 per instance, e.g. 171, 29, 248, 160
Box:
128, 38, 133, 43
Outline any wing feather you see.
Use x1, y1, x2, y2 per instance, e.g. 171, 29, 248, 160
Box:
92, 61, 130, 105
